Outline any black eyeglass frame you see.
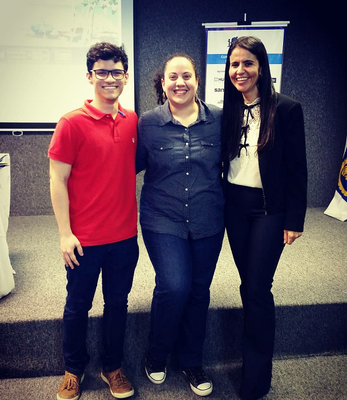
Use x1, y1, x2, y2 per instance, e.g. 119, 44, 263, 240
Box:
89, 69, 127, 80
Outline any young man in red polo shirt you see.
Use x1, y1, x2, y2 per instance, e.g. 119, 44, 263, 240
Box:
49, 42, 138, 400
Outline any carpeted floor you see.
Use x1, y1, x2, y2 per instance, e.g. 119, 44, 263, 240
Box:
0, 355, 346, 400
1, 208, 346, 324
0, 208, 346, 399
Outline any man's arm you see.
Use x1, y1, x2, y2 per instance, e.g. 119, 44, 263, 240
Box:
49, 158, 83, 269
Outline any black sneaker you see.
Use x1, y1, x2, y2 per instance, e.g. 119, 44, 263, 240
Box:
145, 355, 167, 384
182, 367, 213, 396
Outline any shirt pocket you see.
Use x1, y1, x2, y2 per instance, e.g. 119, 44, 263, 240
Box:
150, 141, 175, 165
200, 140, 221, 163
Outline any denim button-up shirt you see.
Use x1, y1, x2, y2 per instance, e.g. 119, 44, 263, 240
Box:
136, 99, 224, 240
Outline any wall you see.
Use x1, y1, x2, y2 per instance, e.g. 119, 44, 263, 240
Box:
0, 0, 346, 215
1, 134, 52, 215
134, 0, 346, 209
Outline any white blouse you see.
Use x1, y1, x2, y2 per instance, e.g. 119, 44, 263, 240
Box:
227, 98, 263, 188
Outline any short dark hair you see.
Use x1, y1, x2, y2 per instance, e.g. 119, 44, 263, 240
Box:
86, 42, 128, 72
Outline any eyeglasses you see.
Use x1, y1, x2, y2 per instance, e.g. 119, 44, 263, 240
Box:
90, 69, 126, 80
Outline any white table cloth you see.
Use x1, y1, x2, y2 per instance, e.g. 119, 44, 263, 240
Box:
0, 153, 15, 299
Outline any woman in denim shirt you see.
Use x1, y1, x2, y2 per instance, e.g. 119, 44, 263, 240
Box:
136, 53, 224, 397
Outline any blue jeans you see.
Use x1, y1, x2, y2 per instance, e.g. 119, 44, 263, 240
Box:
142, 229, 224, 369
63, 236, 138, 375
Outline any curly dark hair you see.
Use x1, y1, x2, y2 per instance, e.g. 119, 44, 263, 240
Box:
86, 42, 128, 72
154, 53, 199, 105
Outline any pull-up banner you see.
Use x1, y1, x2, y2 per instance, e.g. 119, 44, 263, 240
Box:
203, 22, 289, 107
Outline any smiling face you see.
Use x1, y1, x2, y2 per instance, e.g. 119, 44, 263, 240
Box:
228, 46, 261, 103
87, 59, 128, 106
161, 57, 198, 109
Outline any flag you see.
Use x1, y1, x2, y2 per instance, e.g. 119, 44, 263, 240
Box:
324, 137, 347, 221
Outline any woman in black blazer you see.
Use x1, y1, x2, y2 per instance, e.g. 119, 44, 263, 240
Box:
222, 36, 307, 400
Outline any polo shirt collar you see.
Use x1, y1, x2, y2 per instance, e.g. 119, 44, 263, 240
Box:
158, 99, 215, 126
82, 100, 126, 120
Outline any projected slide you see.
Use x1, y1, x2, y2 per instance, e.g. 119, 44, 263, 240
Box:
0, 0, 134, 126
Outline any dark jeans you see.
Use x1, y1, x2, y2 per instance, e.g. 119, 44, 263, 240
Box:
63, 236, 139, 375
142, 229, 224, 369
225, 183, 285, 399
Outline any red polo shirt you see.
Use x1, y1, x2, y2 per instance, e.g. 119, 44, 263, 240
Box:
48, 100, 138, 246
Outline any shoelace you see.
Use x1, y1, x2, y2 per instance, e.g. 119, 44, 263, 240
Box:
147, 357, 165, 372
63, 374, 79, 390
110, 371, 127, 386
186, 368, 209, 385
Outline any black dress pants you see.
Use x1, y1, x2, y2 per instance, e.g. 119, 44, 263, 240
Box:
225, 183, 285, 400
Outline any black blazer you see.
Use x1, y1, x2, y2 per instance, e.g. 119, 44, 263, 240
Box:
224, 93, 307, 232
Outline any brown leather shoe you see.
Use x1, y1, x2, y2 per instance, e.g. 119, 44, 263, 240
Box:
57, 371, 85, 400
101, 368, 134, 398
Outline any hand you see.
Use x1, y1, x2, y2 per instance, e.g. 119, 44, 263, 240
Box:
284, 230, 302, 245
60, 234, 84, 269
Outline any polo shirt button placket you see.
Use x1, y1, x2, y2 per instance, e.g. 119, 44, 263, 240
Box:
112, 116, 121, 143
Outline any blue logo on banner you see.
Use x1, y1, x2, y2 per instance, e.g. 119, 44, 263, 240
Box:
337, 149, 347, 200
207, 53, 282, 65
268, 54, 283, 64
207, 54, 227, 64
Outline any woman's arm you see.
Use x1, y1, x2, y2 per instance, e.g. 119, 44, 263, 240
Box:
136, 118, 148, 174
282, 100, 308, 234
